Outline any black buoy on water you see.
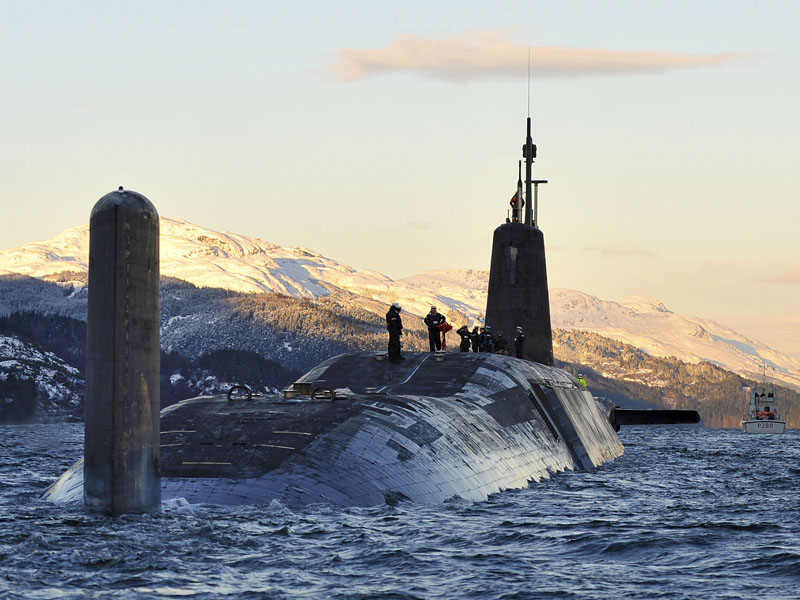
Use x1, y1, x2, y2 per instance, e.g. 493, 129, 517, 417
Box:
83, 188, 161, 514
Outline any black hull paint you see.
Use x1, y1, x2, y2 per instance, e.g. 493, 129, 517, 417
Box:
46, 352, 623, 506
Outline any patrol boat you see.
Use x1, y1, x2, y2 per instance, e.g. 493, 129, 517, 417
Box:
742, 385, 786, 434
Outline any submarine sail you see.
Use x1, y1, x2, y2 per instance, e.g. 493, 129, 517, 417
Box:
485, 116, 552, 365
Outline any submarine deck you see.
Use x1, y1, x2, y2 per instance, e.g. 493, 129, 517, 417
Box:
47, 352, 623, 506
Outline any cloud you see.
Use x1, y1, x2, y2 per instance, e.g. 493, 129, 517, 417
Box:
329, 29, 758, 83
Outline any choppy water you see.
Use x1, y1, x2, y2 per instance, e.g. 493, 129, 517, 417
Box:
1, 423, 798, 599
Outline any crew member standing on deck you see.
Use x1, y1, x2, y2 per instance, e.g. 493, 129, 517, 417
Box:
386, 303, 404, 363
509, 191, 520, 223
514, 326, 526, 359
494, 331, 508, 355
456, 325, 472, 352
424, 306, 446, 352
470, 326, 481, 352
482, 326, 495, 353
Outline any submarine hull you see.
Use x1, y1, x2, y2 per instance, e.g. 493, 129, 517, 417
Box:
45, 352, 623, 507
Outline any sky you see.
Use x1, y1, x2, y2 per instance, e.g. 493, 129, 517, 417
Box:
1, 1, 798, 357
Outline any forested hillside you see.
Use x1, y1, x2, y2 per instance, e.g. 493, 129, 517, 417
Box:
1, 273, 795, 427
554, 329, 800, 428
159, 278, 431, 371
0, 312, 300, 422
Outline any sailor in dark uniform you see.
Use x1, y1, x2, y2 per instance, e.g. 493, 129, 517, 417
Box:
456, 325, 472, 352
494, 331, 508, 355
471, 326, 481, 352
386, 303, 404, 362
482, 326, 495, 353
423, 306, 446, 352
514, 326, 525, 359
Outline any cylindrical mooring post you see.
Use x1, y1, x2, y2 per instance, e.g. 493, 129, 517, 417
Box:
84, 188, 161, 514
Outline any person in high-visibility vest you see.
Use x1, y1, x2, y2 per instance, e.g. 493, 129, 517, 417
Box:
509, 192, 520, 222
577, 374, 588, 389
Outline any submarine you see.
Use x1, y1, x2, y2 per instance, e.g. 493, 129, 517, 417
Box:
46, 351, 624, 506
45, 121, 698, 512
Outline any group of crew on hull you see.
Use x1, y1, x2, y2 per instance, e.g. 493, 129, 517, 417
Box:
455, 324, 525, 358
384, 303, 526, 362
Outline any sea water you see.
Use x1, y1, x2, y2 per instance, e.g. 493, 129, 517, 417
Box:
1, 423, 798, 599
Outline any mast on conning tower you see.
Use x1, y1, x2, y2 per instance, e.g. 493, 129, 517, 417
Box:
520, 117, 547, 228
516, 160, 523, 223
523, 117, 536, 226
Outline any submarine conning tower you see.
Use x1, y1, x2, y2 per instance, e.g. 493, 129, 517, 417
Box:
485, 117, 553, 366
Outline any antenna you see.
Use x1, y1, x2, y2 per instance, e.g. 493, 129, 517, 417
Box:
522, 46, 547, 227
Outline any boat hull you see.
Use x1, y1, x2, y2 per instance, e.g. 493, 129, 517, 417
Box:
44, 352, 624, 506
742, 420, 786, 434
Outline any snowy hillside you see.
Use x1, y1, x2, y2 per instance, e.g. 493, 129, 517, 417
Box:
550, 290, 800, 390
0, 218, 392, 297
1, 217, 798, 391
0, 334, 83, 418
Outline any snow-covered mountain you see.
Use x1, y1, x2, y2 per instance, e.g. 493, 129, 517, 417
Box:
0, 218, 479, 323
2, 217, 798, 391
549, 290, 800, 391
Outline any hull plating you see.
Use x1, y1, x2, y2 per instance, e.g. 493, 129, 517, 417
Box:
743, 420, 786, 434
45, 352, 623, 506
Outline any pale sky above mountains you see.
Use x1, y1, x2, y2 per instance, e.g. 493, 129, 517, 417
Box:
1, 1, 798, 356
